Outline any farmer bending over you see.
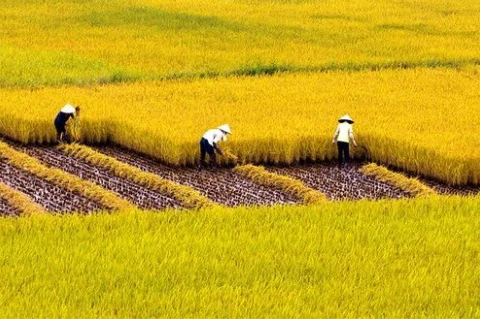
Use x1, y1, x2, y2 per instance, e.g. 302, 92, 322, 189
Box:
332, 114, 357, 168
54, 103, 80, 143
199, 124, 232, 169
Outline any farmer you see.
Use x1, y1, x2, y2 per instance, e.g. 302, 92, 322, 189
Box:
332, 114, 357, 167
199, 124, 232, 169
54, 103, 80, 143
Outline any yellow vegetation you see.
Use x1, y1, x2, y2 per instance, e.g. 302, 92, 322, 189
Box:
1, 0, 479, 86
0, 141, 133, 211
60, 143, 217, 210
0, 182, 46, 215
360, 163, 436, 197
233, 164, 327, 204
0, 68, 479, 185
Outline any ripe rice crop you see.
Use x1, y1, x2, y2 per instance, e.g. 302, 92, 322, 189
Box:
0, 182, 46, 216
0, 67, 479, 185
0, 141, 133, 211
0, 197, 479, 317
60, 143, 217, 210
234, 164, 327, 204
361, 163, 436, 197
1, 0, 479, 87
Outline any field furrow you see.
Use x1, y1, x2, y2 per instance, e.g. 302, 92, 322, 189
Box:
15, 145, 182, 211
0, 159, 101, 213
0, 196, 17, 217
96, 146, 301, 206
419, 178, 480, 196
266, 163, 410, 201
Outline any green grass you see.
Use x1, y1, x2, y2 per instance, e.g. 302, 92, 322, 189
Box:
0, 196, 479, 317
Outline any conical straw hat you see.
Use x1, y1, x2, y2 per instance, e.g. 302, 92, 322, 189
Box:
61, 104, 76, 114
217, 124, 232, 134
338, 114, 354, 124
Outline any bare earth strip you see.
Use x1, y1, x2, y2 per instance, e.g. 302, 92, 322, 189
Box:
266, 163, 410, 201
386, 165, 480, 196
0, 159, 101, 213
96, 146, 301, 206
15, 146, 183, 211
0, 196, 18, 217
3, 142, 478, 215
419, 178, 480, 196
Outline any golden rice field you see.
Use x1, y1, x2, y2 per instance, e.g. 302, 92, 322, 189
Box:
1, 0, 479, 87
1, 0, 480, 317
1, 67, 479, 184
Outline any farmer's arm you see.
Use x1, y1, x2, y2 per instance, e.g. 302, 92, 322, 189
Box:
65, 113, 75, 125
212, 133, 225, 155
213, 142, 223, 155
332, 126, 339, 144
349, 127, 357, 146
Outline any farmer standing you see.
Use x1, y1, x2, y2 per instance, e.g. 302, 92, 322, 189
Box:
199, 124, 232, 169
54, 103, 80, 143
332, 114, 357, 167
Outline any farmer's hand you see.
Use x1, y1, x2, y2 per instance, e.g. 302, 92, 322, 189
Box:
353, 141, 358, 147
331, 139, 336, 145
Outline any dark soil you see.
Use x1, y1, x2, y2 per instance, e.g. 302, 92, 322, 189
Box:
2, 139, 478, 215
0, 159, 101, 214
0, 196, 18, 217
96, 146, 302, 206
15, 145, 182, 211
419, 178, 480, 196
385, 163, 480, 196
266, 163, 409, 201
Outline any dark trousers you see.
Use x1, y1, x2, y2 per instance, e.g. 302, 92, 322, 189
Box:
54, 120, 66, 142
337, 141, 350, 166
200, 138, 215, 166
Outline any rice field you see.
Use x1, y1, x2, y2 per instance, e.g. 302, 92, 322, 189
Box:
1, 0, 480, 317
1, 0, 479, 87
1, 199, 480, 318
1, 67, 480, 184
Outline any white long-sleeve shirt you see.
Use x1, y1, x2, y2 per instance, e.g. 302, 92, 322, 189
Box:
202, 129, 227, 146
333, 122, 354, 143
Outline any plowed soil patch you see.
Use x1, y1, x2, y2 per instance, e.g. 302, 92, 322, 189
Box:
0, 159, 100, 213
420, 178, 480, 196
96, 146, 301, 206
266, 163, 409, 200
16, 146, 182, 211
387, 166, 480, 196
0, 196, 18, 217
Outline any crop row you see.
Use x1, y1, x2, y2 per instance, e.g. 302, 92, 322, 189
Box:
233, 164, 327, 204
0, 141, 132, 211
0, 157, 102, 214
1, 68, 479, 185
0, 181, 46, 216
60, 144, 216, 209
360, 163, 436, 197
1, 141, 478, 216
